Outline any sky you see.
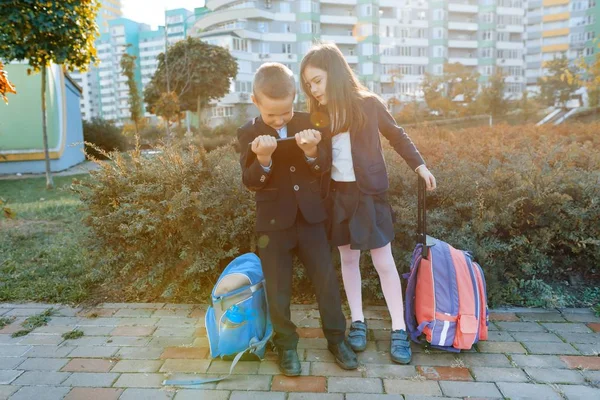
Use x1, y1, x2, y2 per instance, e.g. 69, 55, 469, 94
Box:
121, 0, 206, 29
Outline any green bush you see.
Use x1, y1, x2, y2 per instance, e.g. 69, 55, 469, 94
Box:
73, 142, 255, 301
82, 118, 129, 159
74, 123, 600, 306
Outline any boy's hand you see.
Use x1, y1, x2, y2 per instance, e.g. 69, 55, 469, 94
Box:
295, 129, 321, 158
251, 135, 277, 167
417, 165, 437, 191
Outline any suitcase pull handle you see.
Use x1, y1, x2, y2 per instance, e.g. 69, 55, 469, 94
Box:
417, 177, 429, 259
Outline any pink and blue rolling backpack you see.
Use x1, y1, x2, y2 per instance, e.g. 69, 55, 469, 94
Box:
404, 178, 489, 352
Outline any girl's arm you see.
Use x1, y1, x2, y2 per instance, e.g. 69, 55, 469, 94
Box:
374, 99, 425, 172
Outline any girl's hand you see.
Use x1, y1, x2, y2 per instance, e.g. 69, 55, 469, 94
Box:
417, 165, 437, 191
295, 129, 321, 158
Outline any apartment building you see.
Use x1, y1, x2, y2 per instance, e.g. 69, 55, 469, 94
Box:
193, 0, 526, 124
525, 0, 599, 92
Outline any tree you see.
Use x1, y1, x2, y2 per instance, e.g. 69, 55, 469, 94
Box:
120, 49, 143, 134
518, 90, 540, 123
476, 71, 509, 121
144, 37, 237, 130
154, 91, 181, 128
444, 62, 480, 105
538, 54, 579, 107
421, 72, 453, 116
576, 53, 600, 107
0, 61, 16, 104
0, 0, 100, 189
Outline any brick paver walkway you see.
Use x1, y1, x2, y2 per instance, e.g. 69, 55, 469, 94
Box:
1, 303, 599, 399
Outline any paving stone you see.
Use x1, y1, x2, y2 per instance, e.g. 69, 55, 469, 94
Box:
357, 351, 393, 364
562, 314, 600, 323
9, 386, 71, 400
524, 342, 580, 355
561, 355, 600, 370
23, 345, 74, 358
208, 360, 261, 375
288, 394, 344, 400
62, 336, 108, 346
106, 336, 151, 347
117, 347, 165, 359
584, 370, 600, 386
364, 364, 416, 379
327, 377, 383, 393
0, 319, 25, 335
496, 322, 546, 332
152, 309, 191, 318
155, 318, 198, 327
410, 353, 457, 366
3, 308, 51, 317
271, 375, 326, 392
67, 346, 118, 358
192, 337, 209, 347
543, 323, 593, 334
404, 397, 462, 400
558, 384, 600, 399
77, 308, 117, 318
161, 373, 218, 389
12, 371, 71, 385
416, 366, 472, 381
458, 353, 512, 367
0, 334, 22, 346
587, 323, 600, 332
114, 373, 166, 388
30, 325, 75, 335
153, 327, 196, 337
119, 388, 175, 400
0, 369, 22, 384
496, 382, 563, 399
525, 367, 585, 384
571, 343, 600, 355
61, 358, 115, 372
100, 303, 165, 309
229, 391, 286, 400
346, 395, 403, 400
304, 349, 335, 362
486, 331, 516, 342
311, 362, 363, 377
560, 332, 600, 344
111, 359, 164, 373
0, 357, 24, 369
0, 385, 18, 400
489, 312, 520, 322
510, 354, 568, 369
297, 328, 325, 338
511, 332, 563, 342
76, 318, 121, 327
215, 374, 271, 390
64, 388, 123, 400
113, 309, 156, 318
174, 390, 230, 400
17, 357, 69, 371
159, 347, 208, 359
18, 335, 64, 346
383, 379, 442, 396
149, 337, 195, 347
471, 366, 529, 382
117, 317, 161, 327
256, 361, 310, 376
477, 341, 527, 353
46, 317, 82, 326
62, 372, 120, 387
517, 312, 566, 322
439, 381, 502, 397
111, 326, 156, 336
159, 359, 210, 373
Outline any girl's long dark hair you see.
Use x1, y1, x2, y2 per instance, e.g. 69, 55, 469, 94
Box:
300, 42, 381, 135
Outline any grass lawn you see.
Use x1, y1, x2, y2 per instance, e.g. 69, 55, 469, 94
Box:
0, 174, 96, 304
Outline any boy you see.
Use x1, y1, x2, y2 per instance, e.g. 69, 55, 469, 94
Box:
237, 63, 357, 376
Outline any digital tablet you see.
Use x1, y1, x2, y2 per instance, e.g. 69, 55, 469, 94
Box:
246, 136, 300, 154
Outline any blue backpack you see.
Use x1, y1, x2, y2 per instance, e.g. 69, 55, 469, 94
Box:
164, 253, 273, 386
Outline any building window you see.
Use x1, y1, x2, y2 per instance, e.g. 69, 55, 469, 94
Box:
282, 43, 292, 53
211, 106, 234, 118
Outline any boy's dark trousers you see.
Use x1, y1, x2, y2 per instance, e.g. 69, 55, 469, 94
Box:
237, 112, 346, 351
258, 211, 346, 350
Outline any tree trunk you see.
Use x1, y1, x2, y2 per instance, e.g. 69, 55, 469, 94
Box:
41, 67, 54, 190
197, 95, 202, 132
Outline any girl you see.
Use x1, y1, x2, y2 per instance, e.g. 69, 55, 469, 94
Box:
300, 43, 436, 364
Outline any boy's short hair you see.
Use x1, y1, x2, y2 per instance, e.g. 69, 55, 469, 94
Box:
253, 63, 296, 101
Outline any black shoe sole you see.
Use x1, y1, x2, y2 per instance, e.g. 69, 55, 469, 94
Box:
281, 369, 302, 377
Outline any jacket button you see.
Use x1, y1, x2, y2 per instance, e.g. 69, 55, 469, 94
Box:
290, 166, 296, 172
314, 165, 320, 170
293, 185, 300, 191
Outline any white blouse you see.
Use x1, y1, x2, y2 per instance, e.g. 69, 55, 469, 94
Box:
331, 132, 356, 182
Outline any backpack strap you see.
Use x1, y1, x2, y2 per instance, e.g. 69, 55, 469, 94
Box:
404, 251, 423, 344
213, 281, 264, 329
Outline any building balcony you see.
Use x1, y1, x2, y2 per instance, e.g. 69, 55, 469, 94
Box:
448, 3, 478, 13
497, 41, 524, 50
497, 58, 524, 67
448, 57, 478, 66
320, 15, 358, 25
380, 56, 429, 65
448, 22, 478, 31
321, 34, 358, 45
448, 40, 478, 48
194, 7, 293, 32
320, 0, 358, 5
345, 56, 358, 64
497, 24, 524, 33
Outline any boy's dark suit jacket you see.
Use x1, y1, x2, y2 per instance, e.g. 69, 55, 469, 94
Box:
237, 112, 330, 232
